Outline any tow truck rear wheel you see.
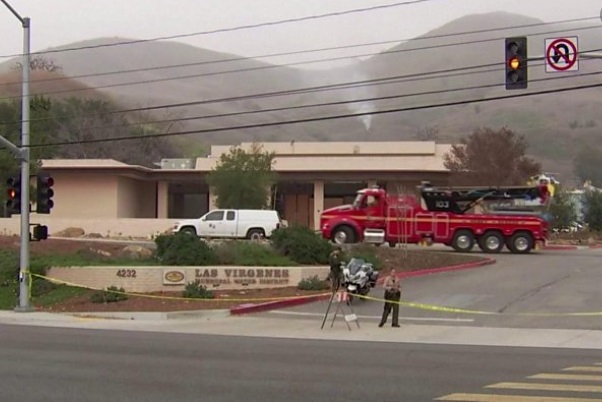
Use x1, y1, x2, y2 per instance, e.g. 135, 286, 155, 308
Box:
506, 232, 534, 254
332, 225, 356, 244
451, 230, 475, 252
478, 231, 505, 253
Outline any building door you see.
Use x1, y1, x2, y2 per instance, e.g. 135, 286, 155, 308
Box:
199, 210, 224, 237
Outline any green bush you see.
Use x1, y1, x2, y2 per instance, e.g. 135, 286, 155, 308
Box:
297, 275, 330, 291
90, 286, 129, 303
0, 249, 19, 286
213, 241, 296, 266
0, 250, 55, 298
584, 190, 602, 231
31, 278, 58, 298
347, 244, 383, 271
154, 233, 217, 266
270, 225, 333, 264
183, 279, 215, 299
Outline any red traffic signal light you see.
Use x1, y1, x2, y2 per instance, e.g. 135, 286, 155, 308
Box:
505, 37, 528, 89
6, 177, 21, 214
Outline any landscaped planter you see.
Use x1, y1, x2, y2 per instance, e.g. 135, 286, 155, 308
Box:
46, 265, 329, 293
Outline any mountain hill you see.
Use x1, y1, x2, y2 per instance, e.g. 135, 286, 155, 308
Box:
1, 11, 600, 180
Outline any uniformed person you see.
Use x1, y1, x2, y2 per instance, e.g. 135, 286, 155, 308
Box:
328, 246, 344, 291
378, 269, 401, 328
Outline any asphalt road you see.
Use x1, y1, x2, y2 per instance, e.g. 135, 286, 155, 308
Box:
270, 247, 602, 330
4, 324, 602, 402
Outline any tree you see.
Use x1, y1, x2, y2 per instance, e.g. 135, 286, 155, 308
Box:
414, 125, 439, 141
12, 55, 62, 72
51, 97, 177, 167
574, 145, 602, 188
547, 189, 577, 231
583, 190, 602, 231
206, 143, 276, 209
444, 127, 541, 186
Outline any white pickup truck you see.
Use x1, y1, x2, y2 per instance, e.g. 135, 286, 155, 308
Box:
172, 209, 283, 240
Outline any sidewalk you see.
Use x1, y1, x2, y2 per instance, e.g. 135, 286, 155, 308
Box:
2, 310, 602, 351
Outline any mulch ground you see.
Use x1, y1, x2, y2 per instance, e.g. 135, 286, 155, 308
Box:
0, 235, 486, 312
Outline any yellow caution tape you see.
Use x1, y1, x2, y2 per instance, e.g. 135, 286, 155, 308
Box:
348, 292, 602, 317
29, 274, 602, 316
30, 274, 330, 303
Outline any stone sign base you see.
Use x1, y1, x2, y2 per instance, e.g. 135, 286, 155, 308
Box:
47, 266, 329, 293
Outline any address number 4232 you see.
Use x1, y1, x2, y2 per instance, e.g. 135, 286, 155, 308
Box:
116, 269, 137, 278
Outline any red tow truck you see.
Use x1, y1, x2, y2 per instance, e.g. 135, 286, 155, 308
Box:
319, 182, 552, 254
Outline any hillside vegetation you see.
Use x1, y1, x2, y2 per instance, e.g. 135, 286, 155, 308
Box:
0, 11, 600, 181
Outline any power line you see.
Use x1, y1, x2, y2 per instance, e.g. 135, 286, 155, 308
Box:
0, 15, 596, 87
25, 59, 602, 134
2, 23, 600, 102
27, 81, 602, 149
0, 0, 440, 59
3, 46, 601, 128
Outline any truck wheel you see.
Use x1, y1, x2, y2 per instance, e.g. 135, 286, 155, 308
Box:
332, 225, 356, 244
507, 232, 533, 254
180, 227, 197, 236
478, 231, 505, 253
247, 229, 265, 241
451, 230, 475, 252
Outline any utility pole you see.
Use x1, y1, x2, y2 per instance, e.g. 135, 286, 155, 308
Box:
1, 0, 32, 312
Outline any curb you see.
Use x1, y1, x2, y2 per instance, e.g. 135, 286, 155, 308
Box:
229, 257, 496, 315
544, 243, 602, 251
544, 245, 579, 251
68, 309, 231, 321
230, 293, 331, 315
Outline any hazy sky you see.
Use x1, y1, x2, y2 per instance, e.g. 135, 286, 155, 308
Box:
0, 0, 600, 69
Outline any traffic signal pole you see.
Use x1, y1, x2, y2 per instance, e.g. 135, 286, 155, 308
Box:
1, 1, 32, 312
17, 16, 31, 312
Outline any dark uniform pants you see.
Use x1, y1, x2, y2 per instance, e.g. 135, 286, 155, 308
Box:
379, 291, 400, 326
329, 266, 342, 291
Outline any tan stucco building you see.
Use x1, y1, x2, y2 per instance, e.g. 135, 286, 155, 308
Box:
0, 141, 452, 237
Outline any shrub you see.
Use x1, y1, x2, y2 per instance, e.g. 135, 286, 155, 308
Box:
270, 225, 333, 264
183, 279, 215, 299
0, 249, 19, 287
154, 233, 217, 266
297, 275, 330, 291
0, 251, 55, 296
583, 190, 602, 231
347, 244, 383, 270
90, 286, 128, 303
213, 241, 296, 266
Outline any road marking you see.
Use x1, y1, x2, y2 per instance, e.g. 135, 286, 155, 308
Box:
564, 366, 602, 372
436, 394, 602, 401
487, 381, 602, 392
530, 373, 602, 381
268, 311, 474, 323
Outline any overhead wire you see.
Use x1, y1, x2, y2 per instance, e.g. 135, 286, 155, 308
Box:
0, 0, 441, 59
26, 79, 602, 149
20, 56, 602, 133
0, 15, 596, 88
1, 23, 600, 102
2, 43, 600, 129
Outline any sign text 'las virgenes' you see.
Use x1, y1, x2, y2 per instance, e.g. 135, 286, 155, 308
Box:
195, 268, 290, 285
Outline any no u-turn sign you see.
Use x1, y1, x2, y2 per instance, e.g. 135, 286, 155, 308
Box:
545, 36, 579, 72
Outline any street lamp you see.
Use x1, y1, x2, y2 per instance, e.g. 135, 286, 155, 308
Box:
1, 0, 32, 312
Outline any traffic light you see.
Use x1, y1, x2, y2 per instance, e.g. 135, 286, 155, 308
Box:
505, 37, 528, 89
6, 177, 21, 214
36, 175, 54, 214
32, 224, 48, 241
